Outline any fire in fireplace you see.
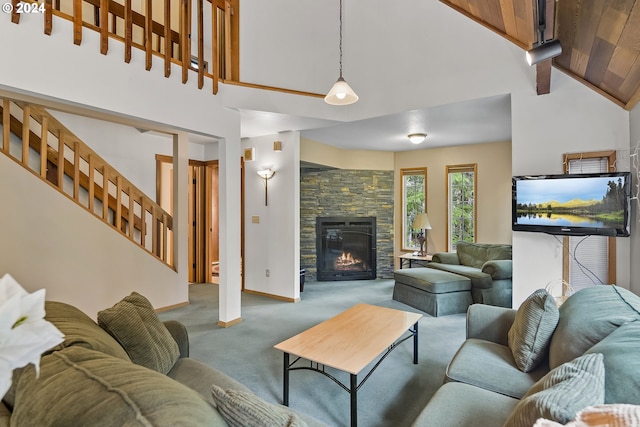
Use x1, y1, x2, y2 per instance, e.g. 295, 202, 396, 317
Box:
316, 217, 376, 281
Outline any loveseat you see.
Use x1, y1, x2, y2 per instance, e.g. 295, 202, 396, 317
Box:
411, 285, 640, 426
428, 242, 513, 307
1, 292, 325, 427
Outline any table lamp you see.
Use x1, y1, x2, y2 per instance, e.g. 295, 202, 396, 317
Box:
412, 213, 432, 256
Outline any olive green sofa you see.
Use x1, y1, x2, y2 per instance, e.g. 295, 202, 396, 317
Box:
1, 295, 325, 427
411, 285, 640, 427
427, 242, 513, 308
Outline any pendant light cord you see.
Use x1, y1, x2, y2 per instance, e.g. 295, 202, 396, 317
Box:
339, 0, 343, 78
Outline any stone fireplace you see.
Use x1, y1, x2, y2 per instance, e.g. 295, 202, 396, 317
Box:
316, 217, 376, 281
300, 167, 394, 281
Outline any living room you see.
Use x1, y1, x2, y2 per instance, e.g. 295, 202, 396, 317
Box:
2, 0, 640, 324
2, 1, 640, 426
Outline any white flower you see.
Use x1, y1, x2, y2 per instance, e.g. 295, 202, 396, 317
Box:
0, 274, 65, 397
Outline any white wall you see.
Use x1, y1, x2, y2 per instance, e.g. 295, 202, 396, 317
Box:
629, 103, 640, 295
242, 133, 300, 300
511, 70, 631, 306
0, 154, 182, 318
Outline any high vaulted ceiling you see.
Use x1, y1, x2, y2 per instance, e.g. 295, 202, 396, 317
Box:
441, 0, 640, 110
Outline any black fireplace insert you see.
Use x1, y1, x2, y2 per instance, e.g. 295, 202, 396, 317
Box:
316, 217, 376, 281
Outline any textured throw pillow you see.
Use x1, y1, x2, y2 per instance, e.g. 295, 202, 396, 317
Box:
508, 289, 560, 372
503, 353, 605, 427
98, 292, 180, 374
211, 385, 307, 427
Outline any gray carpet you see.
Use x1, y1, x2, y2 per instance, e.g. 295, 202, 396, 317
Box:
158, 279, 466, 427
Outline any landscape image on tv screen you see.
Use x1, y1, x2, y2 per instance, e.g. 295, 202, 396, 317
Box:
514, 176, 627, 230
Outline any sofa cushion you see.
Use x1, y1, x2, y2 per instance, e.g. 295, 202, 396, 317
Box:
168, 358, 252, 406
11, 346, 227, 427
548, 285, 640, 369
585, 320, 640, 405
456, 242, 512, 269
211, 385, 307, 427
503, 353, 605, 427
410, 382, 519, 427
445, 338, 547, 399
427, 263, 493, 289
508, 289, 559, 372
98, 292, 180, 374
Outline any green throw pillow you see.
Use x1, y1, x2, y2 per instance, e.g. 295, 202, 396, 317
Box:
211, 384, 307, 427
508, 289, 559, 372
98, 292, 180, 374
503, 353, 605, 427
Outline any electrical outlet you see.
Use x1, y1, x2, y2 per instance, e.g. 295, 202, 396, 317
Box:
266, 269, 270, 277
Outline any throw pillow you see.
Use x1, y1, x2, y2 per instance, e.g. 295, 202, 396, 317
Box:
97, 292, 180, 374
508, 289, 560, 372
210, 384, 308, 427
503, 353, 605, 427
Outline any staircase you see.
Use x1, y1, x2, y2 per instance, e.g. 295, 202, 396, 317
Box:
1, 96, 174, 268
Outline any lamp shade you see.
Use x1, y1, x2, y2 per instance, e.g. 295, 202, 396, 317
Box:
412, 213, 432, 230
257, 169, 275, 180
526, 39, 562, 66
325, 77, 359, 105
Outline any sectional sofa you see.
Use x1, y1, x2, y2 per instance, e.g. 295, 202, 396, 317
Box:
411, 285, 640, 426
1, 293, 325, 427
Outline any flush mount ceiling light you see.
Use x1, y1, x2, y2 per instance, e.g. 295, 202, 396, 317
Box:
324, 0, 358, 106
407, 133, 427, 144
526, 0, 562, 66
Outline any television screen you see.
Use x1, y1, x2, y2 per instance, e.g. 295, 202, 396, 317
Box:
512, 172, 631, 237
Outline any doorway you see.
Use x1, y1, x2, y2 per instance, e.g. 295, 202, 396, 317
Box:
156, 155, 219, 283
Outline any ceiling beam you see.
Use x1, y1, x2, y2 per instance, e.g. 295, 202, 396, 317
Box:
535, 0, 555, 95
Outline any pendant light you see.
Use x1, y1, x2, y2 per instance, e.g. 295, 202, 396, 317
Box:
324, 0, 358, 106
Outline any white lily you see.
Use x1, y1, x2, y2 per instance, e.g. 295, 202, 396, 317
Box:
0, 274, 65, 397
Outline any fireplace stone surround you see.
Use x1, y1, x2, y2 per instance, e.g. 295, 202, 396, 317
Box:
300, 167, 394, 281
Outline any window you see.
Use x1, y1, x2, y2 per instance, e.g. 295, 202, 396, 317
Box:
447, 164, 476, 251
401, 168, 427, 251
563, 151, 616, 289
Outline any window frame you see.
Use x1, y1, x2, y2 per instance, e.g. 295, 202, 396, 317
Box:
400, 167, 427, 252
562, 151, 617, 286
446, 164, 477, 251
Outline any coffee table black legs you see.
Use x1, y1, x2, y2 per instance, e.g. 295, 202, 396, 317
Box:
413, 321, 419, 364
350, 374, 358, 427
283, 352, 290, 406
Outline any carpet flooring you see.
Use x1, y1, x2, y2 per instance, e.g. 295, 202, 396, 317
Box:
158, 279, 467, 427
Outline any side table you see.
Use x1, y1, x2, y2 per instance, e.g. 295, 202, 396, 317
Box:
398, 253, 432, 269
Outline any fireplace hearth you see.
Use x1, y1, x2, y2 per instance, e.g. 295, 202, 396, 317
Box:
316, 217, 376, 281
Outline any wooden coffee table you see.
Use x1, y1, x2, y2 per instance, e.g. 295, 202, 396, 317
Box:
274, 303, 422, 427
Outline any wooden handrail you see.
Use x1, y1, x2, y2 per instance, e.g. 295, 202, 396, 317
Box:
0, 97, 174, 268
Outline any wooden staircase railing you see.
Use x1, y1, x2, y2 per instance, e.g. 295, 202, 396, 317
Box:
1, 96, 174, 268
11, 0, 237, 94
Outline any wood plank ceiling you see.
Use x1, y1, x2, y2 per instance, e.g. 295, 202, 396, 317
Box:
441, 0, 640, 110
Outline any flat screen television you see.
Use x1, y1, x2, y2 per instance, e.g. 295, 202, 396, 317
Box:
512, 172, 631, 237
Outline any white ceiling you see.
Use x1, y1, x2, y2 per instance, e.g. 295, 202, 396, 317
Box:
238, 93, 512, 152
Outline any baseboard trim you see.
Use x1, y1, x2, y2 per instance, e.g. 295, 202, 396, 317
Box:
218, 317, 243, 328
155, 301, 189, 312
243, 289, 300, 303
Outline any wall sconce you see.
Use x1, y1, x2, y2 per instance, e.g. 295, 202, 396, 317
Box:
273, 141, 282, 152
244, 148, 255, 162
257, 168, 276, 206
